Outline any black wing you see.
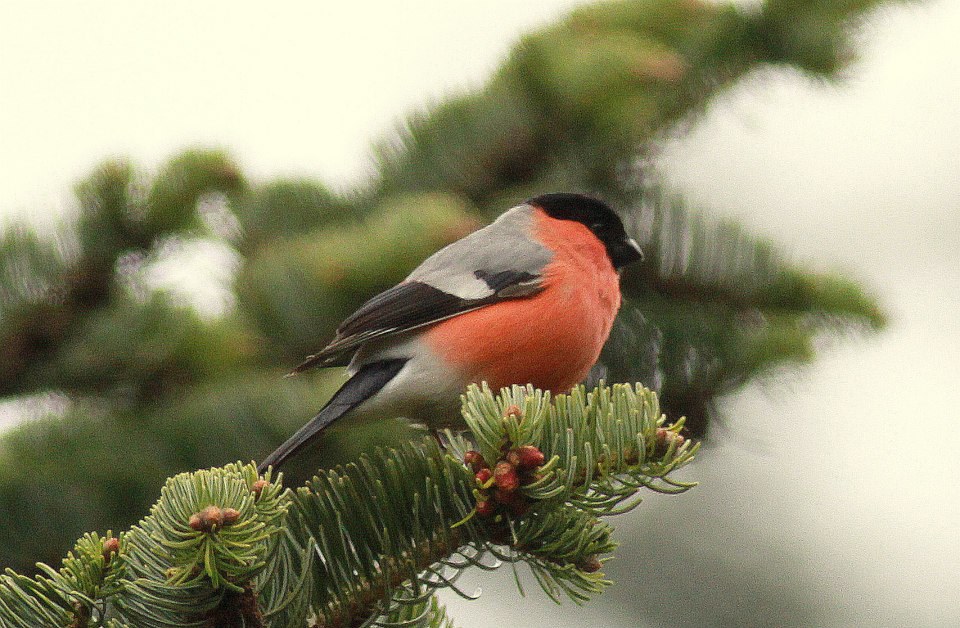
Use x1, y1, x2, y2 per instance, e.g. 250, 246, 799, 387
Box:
290, 270, 542, 373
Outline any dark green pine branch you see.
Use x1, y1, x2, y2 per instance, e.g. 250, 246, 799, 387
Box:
597, 191, 886, 435
364, 0, 907, 210
0, 151, 245, 399
622, 192, 885, 328
0, 383, 696, 627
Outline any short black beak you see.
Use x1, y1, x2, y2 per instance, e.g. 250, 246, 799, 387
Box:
614, 237, 643, 268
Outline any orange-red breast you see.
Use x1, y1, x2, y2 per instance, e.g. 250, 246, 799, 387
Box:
259, 193, 642, 471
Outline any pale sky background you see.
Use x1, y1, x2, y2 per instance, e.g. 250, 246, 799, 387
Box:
0, 1, 583, 218
1, 1, 958, 627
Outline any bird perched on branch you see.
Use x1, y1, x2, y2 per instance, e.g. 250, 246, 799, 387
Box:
258, 193, 642, 472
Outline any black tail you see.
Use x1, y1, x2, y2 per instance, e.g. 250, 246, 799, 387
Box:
257, 359, 406, 473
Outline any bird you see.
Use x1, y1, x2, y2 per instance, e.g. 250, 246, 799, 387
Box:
258, 193, 642, 472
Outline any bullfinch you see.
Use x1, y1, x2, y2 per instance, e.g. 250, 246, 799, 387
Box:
258, 193, 642, 472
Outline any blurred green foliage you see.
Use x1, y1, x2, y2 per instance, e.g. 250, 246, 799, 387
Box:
0, 0, 892, 572
236, 192, 482, 361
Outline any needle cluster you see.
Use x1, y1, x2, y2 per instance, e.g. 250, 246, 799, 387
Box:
0, 383, 695, 627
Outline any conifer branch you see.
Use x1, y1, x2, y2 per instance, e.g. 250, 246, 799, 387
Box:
0, 151, 244, 397
623, 193, 886, 328
0, 383, 695, 627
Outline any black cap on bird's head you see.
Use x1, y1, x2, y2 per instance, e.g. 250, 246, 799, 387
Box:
527, 192, 643, 269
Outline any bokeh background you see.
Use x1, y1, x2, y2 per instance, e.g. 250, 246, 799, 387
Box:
1, 1, 957, 627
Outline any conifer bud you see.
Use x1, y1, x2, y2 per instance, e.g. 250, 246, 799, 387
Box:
503, 404, 523, 419
578, 555, 602, 573
252, 479, 269, 498
515, 445, 545, 470
654, 428, 686, 457
475, 500, 496, 518
190, 505, 226, 532
464, 450, 487, 473
493, 461, 519, 493
222, 508, 241, 526
102, 537, 119, 564
475, 468, 493, 485
202, 505, 225, 528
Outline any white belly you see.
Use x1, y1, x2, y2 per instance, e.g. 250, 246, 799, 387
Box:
346, 334, 470, 430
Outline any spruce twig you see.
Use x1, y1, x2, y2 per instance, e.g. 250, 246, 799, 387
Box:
0, 383, 695, 627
